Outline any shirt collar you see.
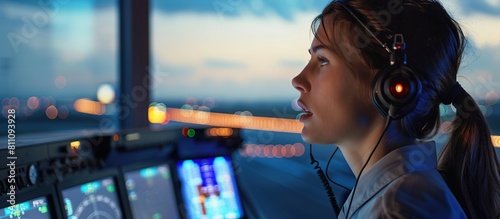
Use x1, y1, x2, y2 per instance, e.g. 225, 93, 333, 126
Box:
341, 141, 437, 217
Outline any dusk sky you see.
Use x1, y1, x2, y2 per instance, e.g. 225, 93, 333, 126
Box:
1, 0, 499, 103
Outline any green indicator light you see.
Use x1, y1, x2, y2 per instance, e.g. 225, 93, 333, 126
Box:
107, 185, 115, 193
187, 129, 195, 137
39, 206, 48, 214
14, 209, 21, 217
153, 213, 162, 219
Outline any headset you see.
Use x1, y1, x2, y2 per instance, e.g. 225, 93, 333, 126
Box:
337, 1, 422, 120
370, 34, 422, 119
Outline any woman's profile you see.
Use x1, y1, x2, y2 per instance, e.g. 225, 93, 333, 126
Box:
292, 0, 500, 218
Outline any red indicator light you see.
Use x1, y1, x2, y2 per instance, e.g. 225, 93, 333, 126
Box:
395, 84, 404, 93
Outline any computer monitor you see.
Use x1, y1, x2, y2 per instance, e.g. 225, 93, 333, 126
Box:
176, 156, 244, 219
0, 196, 52, 219
0, 184, 62, 219
61, 176, 124, 219
123, 163, 180, 219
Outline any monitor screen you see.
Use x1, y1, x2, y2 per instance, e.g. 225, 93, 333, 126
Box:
177, 156, 244, 219
124, 163, 180, 219
62, 177, 123, 219
1, 197, 51, 219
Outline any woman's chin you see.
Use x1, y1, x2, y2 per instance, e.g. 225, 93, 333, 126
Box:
300, 128, 319, 144
301, 127, 334, 145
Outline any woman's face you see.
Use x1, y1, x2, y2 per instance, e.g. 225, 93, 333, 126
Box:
292, 21, 379, 145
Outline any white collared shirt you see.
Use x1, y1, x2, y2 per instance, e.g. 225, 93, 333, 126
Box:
338, 141, 466, 219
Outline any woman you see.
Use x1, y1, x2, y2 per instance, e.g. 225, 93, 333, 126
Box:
292, 0, 500, 218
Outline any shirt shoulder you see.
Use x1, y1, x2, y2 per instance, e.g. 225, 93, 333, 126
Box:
373, 170, 466, 219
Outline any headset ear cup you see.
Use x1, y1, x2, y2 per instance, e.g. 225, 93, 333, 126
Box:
371, 65, 422, 119
371, 67, 391, 118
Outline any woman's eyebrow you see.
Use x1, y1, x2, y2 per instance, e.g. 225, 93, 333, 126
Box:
308, 45, 326, 54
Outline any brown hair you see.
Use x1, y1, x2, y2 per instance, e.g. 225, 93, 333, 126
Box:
312, 0, 500, 217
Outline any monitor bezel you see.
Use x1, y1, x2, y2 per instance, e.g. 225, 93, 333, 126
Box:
174, 154, 246, 219
56, 168, 131, 218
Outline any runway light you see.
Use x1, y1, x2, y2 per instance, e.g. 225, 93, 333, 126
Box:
272, 146, 278, 157
113, 134, 119, 142
126, 133, 141, 141
203, 97, 216, 108
440, 121, 452, 134
58, 105, 69, 119
194, 110, 210, 124
263, 146, 271, 158
294, 143, 305, 156
27, 96, 40, 110
70, 141, 80, 150
281, 146, 287, 158
185, 97, 197, 106
207, 128, 233, 137
284, 144, 293, 158
255, 145, 262, 157
74, 98, 105, 115
188, 129, 195, 137
180, 104, 194, 117
148, 104, 168, 124
245, 144, 254, 156
492, 136, 500, 148
289, 144, 296, 157
46, 105, 58, 119
167, 108, 303, 133
182, 128, 196, 138
240, 143, 305, 158
239, 148, 247, 157
8, 98, 20, 109
485, 91, 499, 105
97, 84, 115, 104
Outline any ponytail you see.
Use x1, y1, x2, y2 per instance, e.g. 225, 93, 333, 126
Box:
438, 92, 500, 218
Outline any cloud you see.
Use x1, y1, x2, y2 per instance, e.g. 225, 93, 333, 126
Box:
156, 63, 196, 76
153, 0, 500, 21
455, 0, 500, 15
154, 0, 330, 21
459, 14, 500, 48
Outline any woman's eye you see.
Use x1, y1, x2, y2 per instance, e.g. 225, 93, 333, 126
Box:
317, 56, 329, 66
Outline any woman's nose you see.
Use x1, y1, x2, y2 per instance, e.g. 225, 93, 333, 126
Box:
292, 68, 309, 93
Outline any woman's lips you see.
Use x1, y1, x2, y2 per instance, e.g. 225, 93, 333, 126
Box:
299, 112, 313, 121
297, 99, 313, 121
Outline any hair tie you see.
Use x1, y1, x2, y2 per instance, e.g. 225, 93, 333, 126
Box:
440, 82, 465, 105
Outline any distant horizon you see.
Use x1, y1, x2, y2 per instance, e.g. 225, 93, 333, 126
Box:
1, 0, 500, 102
